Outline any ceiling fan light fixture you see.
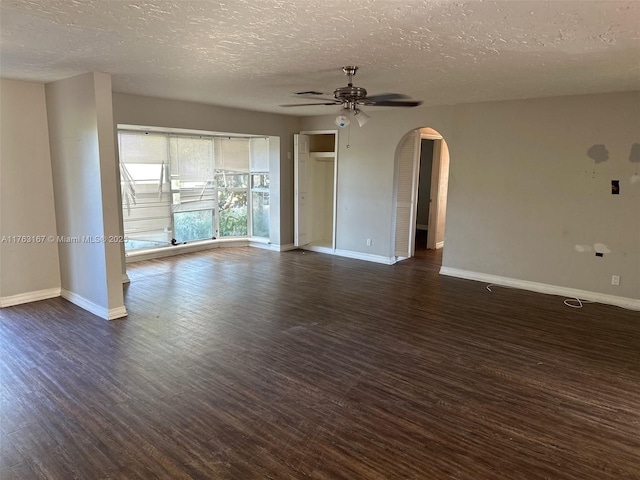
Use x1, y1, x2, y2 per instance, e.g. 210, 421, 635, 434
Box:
335, 114, 350, 128
354, 109, 370, 127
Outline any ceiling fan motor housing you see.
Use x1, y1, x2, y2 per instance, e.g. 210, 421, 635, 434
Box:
334, 86, 368, 102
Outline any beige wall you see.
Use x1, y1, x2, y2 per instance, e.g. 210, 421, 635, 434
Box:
111, 93, 301, 247
94, 74, 128, 312
46, 72, 126, 319
446, 92, 639, 300
301, 91, 639, 302
0, 79, 61, 303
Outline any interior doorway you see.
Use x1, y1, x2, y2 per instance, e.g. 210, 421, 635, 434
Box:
415, 138, 434, 251
294, 130, 338, 254
393, 127, 450, 262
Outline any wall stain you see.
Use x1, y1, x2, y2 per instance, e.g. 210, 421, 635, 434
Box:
587, 144, 609, 163
629, 143, 640, 163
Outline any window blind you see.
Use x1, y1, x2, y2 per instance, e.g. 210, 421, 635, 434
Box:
214, 137, 250, 172
169, 136, 214, 183
118, 131, 172, 245
249, 137, 269, 172
119, 132, 168, 164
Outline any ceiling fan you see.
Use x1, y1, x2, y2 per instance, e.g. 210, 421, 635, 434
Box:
280, 66, 422, 127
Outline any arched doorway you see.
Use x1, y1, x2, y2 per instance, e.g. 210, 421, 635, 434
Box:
393, 127, 450, 261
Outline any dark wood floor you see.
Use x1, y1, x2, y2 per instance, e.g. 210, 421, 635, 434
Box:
1, 247, 638, 479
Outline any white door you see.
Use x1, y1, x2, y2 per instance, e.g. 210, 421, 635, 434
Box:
426, 139, 441, 250
294, 134, 310, 246
394, 131, 419, 258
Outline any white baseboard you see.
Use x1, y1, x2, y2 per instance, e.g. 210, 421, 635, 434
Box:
250, 241, 297, 252
108, 306, 128, 320
61, 289, 128, 320
302, 244, 335, 255
439, 267, 640, 311
0, 287, 61, 308
416, 224, 428, 231
122, 273, 131, 284
435, 241, 444, 249
333, 249, 396, 265
299, 245, 396, 265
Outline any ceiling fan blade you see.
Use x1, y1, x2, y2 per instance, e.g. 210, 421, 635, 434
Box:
279, 102, 341, 107
366, 100, 423, 107
295, 95, 339, 103
365, 93, 410, 102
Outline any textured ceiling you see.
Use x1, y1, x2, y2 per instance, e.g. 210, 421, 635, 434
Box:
1, 0, 639, 115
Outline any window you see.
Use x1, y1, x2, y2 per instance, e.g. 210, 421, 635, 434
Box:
215, 137, 250, 238
249, 138, 270, 239
119, 132, 172, 250
170, 136, 216, 243
174, 210, 214, 243
251, 175, 270, 238
119, 130, 270, 252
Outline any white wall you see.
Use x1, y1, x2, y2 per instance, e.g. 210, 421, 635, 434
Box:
111, 93, 301, 248
45, 72, 126, 319
301, 91, 639, 304
0, 79, 61, 306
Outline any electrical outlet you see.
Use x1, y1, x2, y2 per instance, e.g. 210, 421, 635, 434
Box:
366, 238, 372, 247
611, 275, 620, 286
